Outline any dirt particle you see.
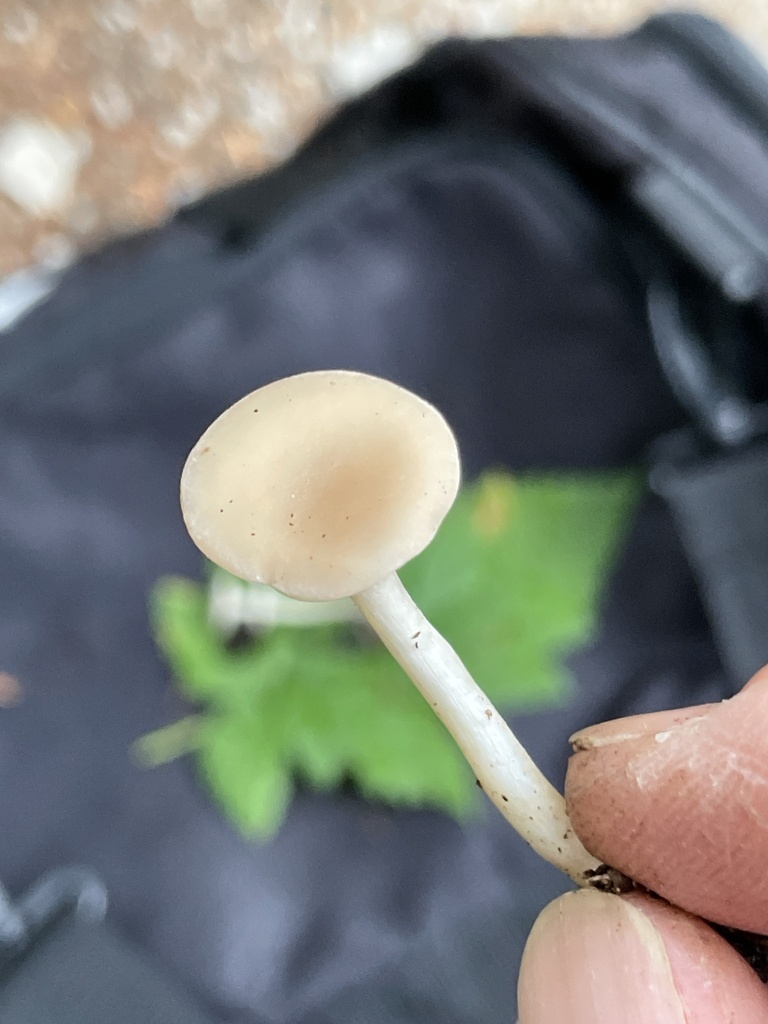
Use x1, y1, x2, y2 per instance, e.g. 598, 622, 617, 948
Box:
410, 631, 421, 640
200, 446, 210, 454
485, 709, 492, 719
501, 795, 508, 802
253, 408, 259, 413
585, 865, 636, 895
475, 779, 483, 790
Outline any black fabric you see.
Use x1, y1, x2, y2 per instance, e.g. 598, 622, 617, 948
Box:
0, 13, 765, 1023
653, 434, 768, 684
0, 915, 213, 1024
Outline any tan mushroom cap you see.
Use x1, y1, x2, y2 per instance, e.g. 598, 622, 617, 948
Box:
180, 370, 461, 601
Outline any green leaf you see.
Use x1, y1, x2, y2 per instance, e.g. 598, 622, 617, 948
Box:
151, 577, 299, 713
199, 712, 292, 838
145, 469, 641, 838
133, 715, 204, 767
402, 471, 642, 707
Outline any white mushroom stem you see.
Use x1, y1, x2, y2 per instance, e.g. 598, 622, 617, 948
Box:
354, 572, 601, 885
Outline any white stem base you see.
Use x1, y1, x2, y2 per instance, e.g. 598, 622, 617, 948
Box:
354, 573, 600, 884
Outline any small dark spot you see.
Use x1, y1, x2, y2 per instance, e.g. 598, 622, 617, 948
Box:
410, 631, 421, 640
200, 446, 211, 454
228, 499, 233, 504
224, 625, 257, 654
415, 642, 419, 649
485, 709, 492, 719
557, 846, 562, 854
528, 816, 534, 822
253, 408, 259, 413
322, 533, 326, 539
288, 522, 294, 527
501, 795, 508, 802
475, 779, 483, 790
250, 532, 255, 536
219, 508, 224, 513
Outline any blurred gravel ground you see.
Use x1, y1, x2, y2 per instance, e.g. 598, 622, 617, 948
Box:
1, 0, 768, 276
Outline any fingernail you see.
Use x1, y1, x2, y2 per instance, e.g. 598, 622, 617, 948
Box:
518, 891, 685, 1024
518, 891, 768, 1024
569, 705, 713, 751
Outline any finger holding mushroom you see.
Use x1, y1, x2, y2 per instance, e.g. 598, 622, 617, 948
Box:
565, 663, 768, 934
180, 369, 599, 884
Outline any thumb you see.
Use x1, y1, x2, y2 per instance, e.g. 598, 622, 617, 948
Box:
518, 889, 768, 1023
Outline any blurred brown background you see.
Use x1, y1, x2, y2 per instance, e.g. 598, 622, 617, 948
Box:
1, 0, 768, 277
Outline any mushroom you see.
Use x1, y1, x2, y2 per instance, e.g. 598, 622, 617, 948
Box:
180, 369, 600, 884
